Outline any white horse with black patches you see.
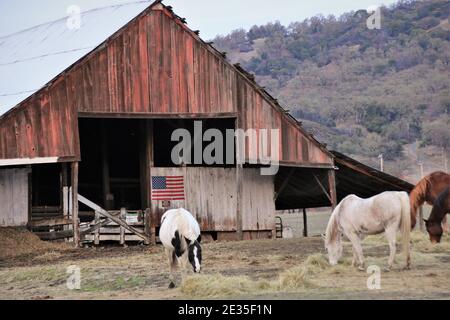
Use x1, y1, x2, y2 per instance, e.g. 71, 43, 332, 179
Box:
324, 191, 411, 271
159, 208, 202, 288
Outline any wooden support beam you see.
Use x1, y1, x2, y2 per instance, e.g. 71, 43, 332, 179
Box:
313, 173, 332, 203
77, 194, 150, 242
35, 230, 74, 241
140, 120, 153, 209
61, 163, 69, 217
28, 217, 72, 228
101, 119, 113, 210
71, 162, 80, 247
80, 217, 112, 237
328, 169, 338, 209
274, 167, 295, 200
303, 208, 308, 237
144, 208, 151, 245
235, 117, 244, 241
27, 165, 32, 226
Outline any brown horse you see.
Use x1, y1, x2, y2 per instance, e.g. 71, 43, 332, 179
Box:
424, 187, 450, 243
409, 171, 450, 232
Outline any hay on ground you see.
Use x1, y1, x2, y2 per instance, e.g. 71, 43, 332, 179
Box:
180, 274, 271, 297
181, 253, 331, 297
0, 227, 69, 259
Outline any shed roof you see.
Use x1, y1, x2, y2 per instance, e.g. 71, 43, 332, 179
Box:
275, 151, 413, 210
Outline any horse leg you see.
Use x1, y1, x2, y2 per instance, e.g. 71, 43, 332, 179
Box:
178, 251, 190, 283
347, 232, 365, 271
351, 248, 357, 267
384, 226, 397, 272
442, 215, 449, 234
166, 248, 177, 289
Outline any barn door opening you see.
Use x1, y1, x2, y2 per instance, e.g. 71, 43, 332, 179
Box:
153, 118, 236, 167
78, 118, 143, 215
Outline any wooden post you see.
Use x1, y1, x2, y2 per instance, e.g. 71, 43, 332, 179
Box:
27, 165, 32, 225
71, 162, 80, 247
101, 119, 112, 210
328, 169, 337, 210
235, 118, 244, 241
61, 163, 69, 217
303, 208, 308, 237
144, 208, 151, 245
94, 211, 100, 245
140, 120, 154, 209
119, 208, 126, 247
150, 209, 158, 245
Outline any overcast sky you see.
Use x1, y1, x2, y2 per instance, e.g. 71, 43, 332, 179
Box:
1, 0, 399, 39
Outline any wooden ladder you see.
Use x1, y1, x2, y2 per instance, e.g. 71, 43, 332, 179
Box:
275, 216, 283, 239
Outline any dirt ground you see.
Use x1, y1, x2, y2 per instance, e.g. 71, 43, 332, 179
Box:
0, 229, 449, 300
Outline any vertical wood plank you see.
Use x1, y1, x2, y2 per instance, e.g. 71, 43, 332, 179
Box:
71, 162, 80, 247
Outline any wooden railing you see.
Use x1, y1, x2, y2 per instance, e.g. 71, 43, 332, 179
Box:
77, 194, 150, 244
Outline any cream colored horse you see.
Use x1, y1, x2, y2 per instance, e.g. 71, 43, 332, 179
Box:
324, 191, 411, 271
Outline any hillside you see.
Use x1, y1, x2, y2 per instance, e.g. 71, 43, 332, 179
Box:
212, 0, 450, 181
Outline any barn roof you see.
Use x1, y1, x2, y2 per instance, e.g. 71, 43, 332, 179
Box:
0, 0, 333, 167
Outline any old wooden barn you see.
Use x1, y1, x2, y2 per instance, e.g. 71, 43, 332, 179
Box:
0, 1, 413, 246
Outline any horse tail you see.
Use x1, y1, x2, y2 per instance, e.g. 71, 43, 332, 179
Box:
400, 192, 411, 267
409, 177, 428, 229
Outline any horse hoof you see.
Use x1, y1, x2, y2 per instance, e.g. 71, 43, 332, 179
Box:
383, 267, 391, 272
168, 282, 176, 289
358, 266, 365, 272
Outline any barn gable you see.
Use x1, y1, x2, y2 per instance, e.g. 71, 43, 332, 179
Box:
0, 1, 332, 167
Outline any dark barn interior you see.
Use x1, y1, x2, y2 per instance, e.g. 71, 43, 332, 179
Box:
78, 118, 143, 212
153, 118, 236, 167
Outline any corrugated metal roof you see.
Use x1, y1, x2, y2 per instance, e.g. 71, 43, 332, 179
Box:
0, 1, 152, 116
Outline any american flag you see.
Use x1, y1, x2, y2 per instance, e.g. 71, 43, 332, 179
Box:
151, 176, 185, 201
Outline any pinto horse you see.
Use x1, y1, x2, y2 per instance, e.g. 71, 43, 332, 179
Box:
424, 187, 450, 244
324, 191, 411, 271
410, 171, 450, 233
159, 208, 202, 288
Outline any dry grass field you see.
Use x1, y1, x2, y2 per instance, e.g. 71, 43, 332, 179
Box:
0, 227, 449, 300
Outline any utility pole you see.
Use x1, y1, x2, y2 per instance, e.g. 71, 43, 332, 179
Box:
418, 161, 424, 178
443, 147, 448, 173
378, 154, 384, 172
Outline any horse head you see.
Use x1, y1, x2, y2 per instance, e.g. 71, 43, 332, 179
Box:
324, 235, 343, 265
424, 219, 443, 244
188, 237, 202, 273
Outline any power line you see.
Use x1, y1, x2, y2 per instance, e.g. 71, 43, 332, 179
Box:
0, 47, 94, 67
0, 90, 38, 97
0, 0, 152, 40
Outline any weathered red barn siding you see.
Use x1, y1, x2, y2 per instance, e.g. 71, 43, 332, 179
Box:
235, 77, 331, 165
0, 3, 332, 166
0, 79, 79, 160
72, 9, 236, 116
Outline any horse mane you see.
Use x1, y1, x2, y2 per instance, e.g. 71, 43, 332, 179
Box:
325, 204, 341, 245
409, 175, 429, 218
